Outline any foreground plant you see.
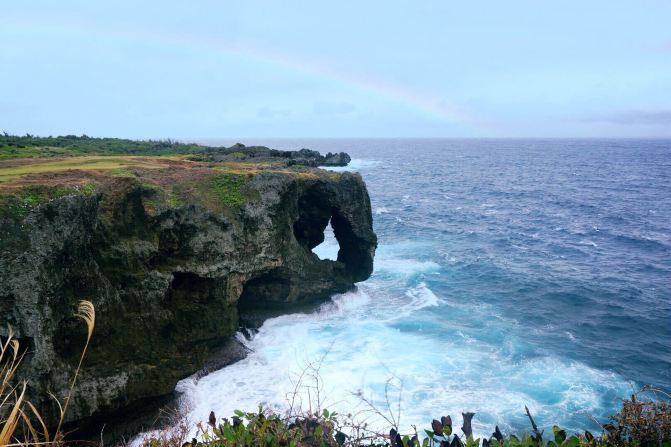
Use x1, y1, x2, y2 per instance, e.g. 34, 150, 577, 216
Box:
140, 390, 671, 447
0, 300, 95, 446
141, 407, 345, 447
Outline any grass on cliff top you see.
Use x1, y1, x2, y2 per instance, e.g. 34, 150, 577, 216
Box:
0, 154, 342, 218
0, 155, 338, 185
208, 173, 248, 208
159, 172, 255, 213
0, 183, 97, 218
0, 156, 180, 184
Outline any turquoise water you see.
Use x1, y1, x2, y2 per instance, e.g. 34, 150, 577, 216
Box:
179, 139, 671, 436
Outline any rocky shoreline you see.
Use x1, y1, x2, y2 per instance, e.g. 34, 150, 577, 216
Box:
0, 146, 376, 442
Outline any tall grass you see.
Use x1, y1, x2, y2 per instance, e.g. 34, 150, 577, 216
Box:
0, 300, 95, 446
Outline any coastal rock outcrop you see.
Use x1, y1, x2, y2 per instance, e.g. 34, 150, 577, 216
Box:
0, 167, 376, 436
195, 143, 352, 167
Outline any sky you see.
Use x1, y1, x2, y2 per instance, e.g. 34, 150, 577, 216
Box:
2, 1, 670, 138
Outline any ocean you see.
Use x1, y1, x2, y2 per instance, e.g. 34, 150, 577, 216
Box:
178, 138, 671, 436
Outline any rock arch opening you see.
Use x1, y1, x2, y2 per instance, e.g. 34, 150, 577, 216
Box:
291, 193, 344, 265
311, 218, 339, 260
291, 184, 373, 281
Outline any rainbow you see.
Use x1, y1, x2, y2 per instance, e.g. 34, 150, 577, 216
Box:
17, 20, 482, 132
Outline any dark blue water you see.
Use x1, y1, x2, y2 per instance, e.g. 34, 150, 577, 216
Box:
183, 139, 671, 435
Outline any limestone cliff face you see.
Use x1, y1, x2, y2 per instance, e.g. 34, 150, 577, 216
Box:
0, 170, 376, 430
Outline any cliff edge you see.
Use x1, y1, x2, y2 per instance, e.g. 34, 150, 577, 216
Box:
0, 154, 376, 435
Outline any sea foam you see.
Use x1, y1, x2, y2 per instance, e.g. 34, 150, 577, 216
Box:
135, 140, 670, 442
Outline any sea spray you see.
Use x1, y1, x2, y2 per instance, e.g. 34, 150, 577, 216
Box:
155, 139, 669, 439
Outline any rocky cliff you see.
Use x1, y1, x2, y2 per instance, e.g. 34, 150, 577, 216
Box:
0, 157, 376, 437
194, 143, 352, 167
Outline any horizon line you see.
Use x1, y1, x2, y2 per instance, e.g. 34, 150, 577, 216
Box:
4, 132, 671, 141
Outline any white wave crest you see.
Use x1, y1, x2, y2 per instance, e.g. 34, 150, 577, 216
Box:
321, 159, 382, 172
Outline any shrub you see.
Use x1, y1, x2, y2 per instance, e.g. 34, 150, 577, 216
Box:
605, 391, 671, 446
138, 395, 671, 447
209, 173, 248, 208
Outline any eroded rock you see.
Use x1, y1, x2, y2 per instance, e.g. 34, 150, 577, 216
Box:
0, 169, 376, 437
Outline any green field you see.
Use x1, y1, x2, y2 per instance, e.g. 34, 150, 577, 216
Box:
0, 156, 178, 183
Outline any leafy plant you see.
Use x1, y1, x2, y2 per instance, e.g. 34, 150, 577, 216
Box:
139, 395, 671, 447
136, 350, 670, 447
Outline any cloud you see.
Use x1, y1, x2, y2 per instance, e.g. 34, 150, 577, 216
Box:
0, 102, 26, 114
312, 101, 356, 116
256, 107, 292, 119
590, 110, 671, 125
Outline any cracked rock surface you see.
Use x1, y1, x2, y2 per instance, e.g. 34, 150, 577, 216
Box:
0, 169, 376, 434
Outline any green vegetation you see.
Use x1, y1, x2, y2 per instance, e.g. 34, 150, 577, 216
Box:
139, 396, 671, 447
0, 134, 349, 170
0, 135, 344, 204
4, 300, 668, 446
166, 189, 184, 208
208, 173, 249, 208
110, 167, 138, 177
80, 182, 97, 195
0, 133, 207, 159
138, 361, 671, 447
123, 172, 253, 216
228, 151, 247, 159
0, 183, 97, 219
0, 156, 172, 183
